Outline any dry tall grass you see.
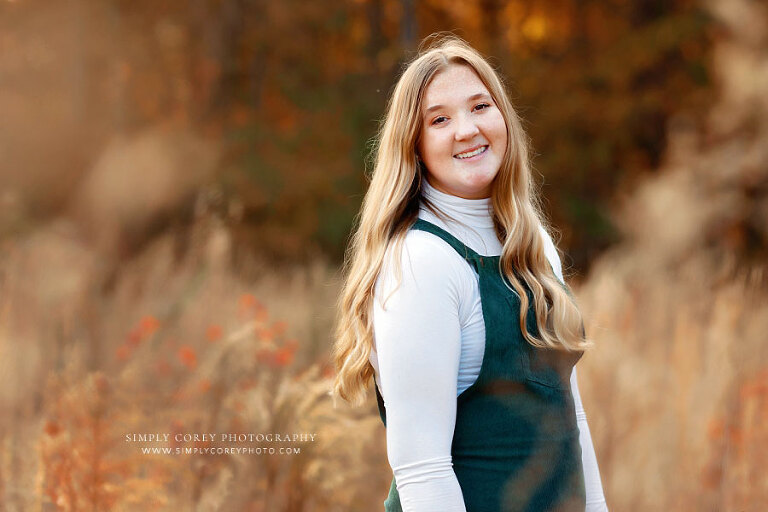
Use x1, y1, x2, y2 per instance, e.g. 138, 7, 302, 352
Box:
1, 0, 767, 510
574, 0, 768, 509
0, 209, 389, 511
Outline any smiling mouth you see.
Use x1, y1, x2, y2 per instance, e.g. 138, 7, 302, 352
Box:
454, 145, 488, 159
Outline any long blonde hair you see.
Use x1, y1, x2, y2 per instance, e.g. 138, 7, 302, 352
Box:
332, 35, 592, 407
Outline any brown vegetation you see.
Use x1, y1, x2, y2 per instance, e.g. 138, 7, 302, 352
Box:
575, 0, 768, 509
0, 0, 765, 510
0, 210, 390, 510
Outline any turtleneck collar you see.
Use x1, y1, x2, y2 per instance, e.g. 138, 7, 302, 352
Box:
420, 179, 495, 229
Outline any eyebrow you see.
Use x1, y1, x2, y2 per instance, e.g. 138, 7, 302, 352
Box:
424, 92, 492, 115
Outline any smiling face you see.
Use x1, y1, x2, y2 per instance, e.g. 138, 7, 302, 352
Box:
417, 64, 508, 199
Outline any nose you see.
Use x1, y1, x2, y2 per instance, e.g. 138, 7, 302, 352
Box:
454, 114, 480, 141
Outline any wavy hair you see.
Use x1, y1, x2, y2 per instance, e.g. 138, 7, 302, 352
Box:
332, 34, 592, 407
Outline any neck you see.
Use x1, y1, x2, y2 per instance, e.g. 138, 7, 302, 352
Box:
420, 180, 495, 229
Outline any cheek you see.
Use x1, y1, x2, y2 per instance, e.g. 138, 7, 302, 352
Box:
422, 132, 451, 160
497, 129, 508, 154
492, 117, 508, 152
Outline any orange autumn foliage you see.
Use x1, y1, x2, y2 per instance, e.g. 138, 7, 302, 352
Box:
205, 324, 223, 342
116, 345, 131, 361
177, 346, 197, 369
139, 315, 160, 336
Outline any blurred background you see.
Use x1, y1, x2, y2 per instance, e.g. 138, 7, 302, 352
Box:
0, 0, 766, 510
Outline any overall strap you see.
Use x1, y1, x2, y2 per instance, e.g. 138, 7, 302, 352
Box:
410, 218, 484, 261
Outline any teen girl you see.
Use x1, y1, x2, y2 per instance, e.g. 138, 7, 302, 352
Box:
332, 35, 608, 512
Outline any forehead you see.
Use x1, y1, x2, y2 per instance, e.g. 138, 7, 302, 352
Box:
421, 64, 489, 107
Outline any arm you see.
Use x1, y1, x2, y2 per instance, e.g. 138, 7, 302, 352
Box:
571, 367, 608, 511
373, 233, 468, 512
540, 226, 608, 511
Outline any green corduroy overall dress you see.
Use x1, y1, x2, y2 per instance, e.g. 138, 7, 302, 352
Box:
374, 219, 586, 512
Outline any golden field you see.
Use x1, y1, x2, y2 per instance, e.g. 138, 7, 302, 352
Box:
1, 0, 767, 510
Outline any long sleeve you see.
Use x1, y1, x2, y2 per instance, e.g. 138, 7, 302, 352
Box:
541, 226, 609, 511
373, 233, 469, 512
571, 367, 609, 511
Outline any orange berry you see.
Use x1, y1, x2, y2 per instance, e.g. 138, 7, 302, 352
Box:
177, 346, 198, 369
206, 324, 223, 342
126, 328, 142, 347
44, 420, 61, 437
239, 293, 256, 309
273, 347, 294, 367
259, 328, 274, 342
116, 345, 131, 361
139, 315, 160, 336
272, 321, 288, 336
706, 419, 724, 440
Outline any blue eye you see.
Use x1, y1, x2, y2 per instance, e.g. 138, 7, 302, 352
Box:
431, 116, 447, 125
474, 103, 491, 111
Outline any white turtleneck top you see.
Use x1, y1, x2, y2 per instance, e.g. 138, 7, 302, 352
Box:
370, 180, 608, 511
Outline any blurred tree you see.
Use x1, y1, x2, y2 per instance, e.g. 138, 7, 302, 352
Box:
0, 0, 715, 270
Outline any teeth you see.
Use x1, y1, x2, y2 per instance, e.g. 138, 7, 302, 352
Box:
455, 146, 487, 159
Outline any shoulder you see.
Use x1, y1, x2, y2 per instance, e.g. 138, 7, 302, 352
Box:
538, 225, 557, 256
538, 225, 564, 283
376, 228, 474, 303
401, 228, 473, 278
